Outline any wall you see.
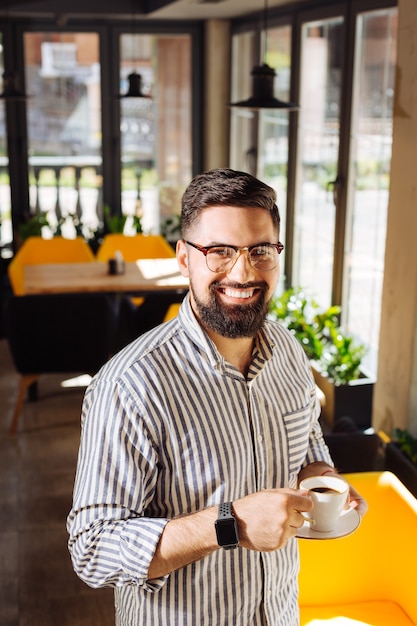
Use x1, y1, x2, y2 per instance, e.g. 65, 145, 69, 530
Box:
373, 0, 417, 437
204, 20, 230, 170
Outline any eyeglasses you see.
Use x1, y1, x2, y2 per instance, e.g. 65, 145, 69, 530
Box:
184, 240, 284, 273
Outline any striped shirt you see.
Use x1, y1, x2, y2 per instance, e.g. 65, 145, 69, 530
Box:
67, 294, 332, 626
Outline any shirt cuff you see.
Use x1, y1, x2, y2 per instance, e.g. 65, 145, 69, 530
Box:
120, 516, 170, 591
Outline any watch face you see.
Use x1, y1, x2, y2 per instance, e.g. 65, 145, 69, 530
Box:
215, 518, 239, 546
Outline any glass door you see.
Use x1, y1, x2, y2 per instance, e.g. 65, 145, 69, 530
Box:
292, 17, 344, 309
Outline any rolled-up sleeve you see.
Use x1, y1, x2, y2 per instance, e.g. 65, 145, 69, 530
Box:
67, 376, 169, 591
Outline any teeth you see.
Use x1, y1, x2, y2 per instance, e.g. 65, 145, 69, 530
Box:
224, 288, 254, 299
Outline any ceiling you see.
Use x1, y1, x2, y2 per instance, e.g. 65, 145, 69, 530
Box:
146, 0, 303, 21
0, 0, 307, 22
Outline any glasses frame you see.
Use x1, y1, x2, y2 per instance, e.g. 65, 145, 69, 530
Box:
184, 240, 284, 273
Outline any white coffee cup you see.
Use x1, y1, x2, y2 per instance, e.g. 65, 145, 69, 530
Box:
299, 475, 349, 532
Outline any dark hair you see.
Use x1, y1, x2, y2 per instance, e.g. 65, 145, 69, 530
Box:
181, 168, 280, 237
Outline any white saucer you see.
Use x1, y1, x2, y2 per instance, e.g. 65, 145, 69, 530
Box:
296, 507, 361, 540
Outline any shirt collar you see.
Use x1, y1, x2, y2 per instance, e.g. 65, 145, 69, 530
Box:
178, 294, 275, 374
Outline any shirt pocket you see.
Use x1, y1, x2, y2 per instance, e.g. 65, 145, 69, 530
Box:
283, 404, 312, 480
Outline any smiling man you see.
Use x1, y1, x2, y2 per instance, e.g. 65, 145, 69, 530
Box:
67, 168, 366, 626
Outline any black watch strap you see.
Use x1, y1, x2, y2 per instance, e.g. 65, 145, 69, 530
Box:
215, 501, 239, 550
218, 502, 233, 519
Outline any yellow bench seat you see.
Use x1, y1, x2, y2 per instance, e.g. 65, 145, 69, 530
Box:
301, 600, 415, 625
299, 472, 417, 626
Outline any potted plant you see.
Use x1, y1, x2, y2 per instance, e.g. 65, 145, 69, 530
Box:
385, 428, 417, 497
161, 214, 181, 251
17, 212, 51, 244
269, 287, 374, 429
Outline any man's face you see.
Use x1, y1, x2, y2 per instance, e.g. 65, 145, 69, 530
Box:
177, 205, 280, 338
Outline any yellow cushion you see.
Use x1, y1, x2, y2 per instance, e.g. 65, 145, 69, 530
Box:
8, 236, 95, 295
96, 234, 175, 262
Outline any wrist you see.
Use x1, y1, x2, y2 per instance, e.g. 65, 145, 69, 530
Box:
298, 462, 338, 485
320, 468, 338, 476
215, 501, 239, 550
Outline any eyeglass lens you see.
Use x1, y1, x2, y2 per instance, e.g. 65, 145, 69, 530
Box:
206, 245, 278, 272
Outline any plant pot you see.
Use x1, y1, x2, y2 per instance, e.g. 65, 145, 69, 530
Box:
324, 431, 382, 473
385, 442, 417, 498
311, 363, 375, 430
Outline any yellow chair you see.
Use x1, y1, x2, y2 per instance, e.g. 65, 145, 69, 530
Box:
163, 302, 181, 322
8, 236, 95, 295
299, 471, 417, 626
95, 233, 175, 262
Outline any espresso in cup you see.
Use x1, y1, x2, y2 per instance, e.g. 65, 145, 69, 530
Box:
299, 475, 349, 532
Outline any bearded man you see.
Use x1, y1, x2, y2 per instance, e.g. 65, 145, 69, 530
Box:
68, 168, 366, 626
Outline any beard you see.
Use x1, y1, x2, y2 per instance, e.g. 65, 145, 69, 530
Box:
190, 279, 271, 338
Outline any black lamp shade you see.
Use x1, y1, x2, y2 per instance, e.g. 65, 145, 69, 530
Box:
119, 72, 151, 99
230, 63, 298, 110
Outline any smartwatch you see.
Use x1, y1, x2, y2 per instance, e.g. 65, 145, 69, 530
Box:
215, 501, 239, 550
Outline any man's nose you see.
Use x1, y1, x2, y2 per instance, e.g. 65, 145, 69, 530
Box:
228, 249, 256, 278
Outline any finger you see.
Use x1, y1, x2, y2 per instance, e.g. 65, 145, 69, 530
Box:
290, 491, 314, 514
290, 509, 311, 529
349, 498, 368, 518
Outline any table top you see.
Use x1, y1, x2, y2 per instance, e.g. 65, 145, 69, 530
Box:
24, 259, 189, 295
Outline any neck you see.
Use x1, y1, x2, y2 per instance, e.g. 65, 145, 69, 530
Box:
205, 329, 254, 377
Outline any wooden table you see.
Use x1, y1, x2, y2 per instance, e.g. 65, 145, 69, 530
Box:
24, 259, 189, 295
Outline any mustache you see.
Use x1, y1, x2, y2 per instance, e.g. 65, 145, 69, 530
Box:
210, 280, 267, 290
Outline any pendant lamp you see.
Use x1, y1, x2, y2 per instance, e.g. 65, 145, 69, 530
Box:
230, 0, 299, 110
118, 71, 151, 99
117, 2, 152, 100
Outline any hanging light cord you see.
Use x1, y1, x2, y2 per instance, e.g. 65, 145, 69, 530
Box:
262, 0, 269, 64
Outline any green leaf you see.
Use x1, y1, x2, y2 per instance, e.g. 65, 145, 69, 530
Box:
269, 287, 367, 384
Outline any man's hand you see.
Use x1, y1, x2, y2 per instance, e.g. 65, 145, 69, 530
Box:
233, 488, 313, 551
147, 488, 313, 580
298, 462, 368, 519
346, 483, 368, 518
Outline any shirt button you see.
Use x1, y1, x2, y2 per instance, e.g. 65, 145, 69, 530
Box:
257, 434, 263, 443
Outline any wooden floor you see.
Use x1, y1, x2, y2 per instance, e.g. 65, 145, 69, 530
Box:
0, 338, 115, 626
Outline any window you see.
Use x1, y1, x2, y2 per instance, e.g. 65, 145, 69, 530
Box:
119, 33, 192, 237
230, 24, 292, 291
24, 32, 101, 240
343, 8, 398, 374
230, 2, 397, 379
230, 30, 256, 173
293, 17, 344, 309
0, 33, 12, 256
258, 24, 292, 290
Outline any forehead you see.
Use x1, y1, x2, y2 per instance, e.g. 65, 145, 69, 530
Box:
191, 205, 278, 242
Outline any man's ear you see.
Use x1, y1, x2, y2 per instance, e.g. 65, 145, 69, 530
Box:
176, 239, 190, 277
